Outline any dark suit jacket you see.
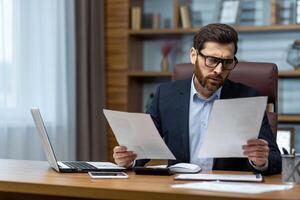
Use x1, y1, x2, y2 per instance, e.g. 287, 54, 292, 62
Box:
136, 78, 281, 175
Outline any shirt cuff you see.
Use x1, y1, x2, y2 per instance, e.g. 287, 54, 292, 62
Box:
249, 159, 268, 171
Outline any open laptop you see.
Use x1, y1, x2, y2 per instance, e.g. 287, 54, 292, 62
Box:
31, 108, 125, 173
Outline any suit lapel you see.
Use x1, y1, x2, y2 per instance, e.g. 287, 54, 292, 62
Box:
177, 78, 192, 162
220, 79, 233, 99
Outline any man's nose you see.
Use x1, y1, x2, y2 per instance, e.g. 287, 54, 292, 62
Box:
213, 62, 223, 74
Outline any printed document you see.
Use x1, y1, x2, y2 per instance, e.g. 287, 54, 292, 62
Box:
175, 173, 263, 182
103, 109, 176, 160
172, 182, 293, 194
198, 96, 267, 158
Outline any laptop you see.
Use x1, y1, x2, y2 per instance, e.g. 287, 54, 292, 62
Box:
31, 108, 125, 173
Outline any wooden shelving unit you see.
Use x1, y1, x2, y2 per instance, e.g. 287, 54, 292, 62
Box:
128, 71, 173, 77
278, 114, 300, 123
128, 70, 300, 79
127, 69, 300, 80
129, 25, 300, 36
236, 24, 300, 32
278, 70, 300, 78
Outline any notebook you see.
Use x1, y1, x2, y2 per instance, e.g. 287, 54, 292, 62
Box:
30, 108, 125, 173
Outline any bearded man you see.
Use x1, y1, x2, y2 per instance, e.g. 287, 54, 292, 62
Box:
113, 23, 281, 175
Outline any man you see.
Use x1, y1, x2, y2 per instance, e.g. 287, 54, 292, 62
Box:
113, 23, 281, 175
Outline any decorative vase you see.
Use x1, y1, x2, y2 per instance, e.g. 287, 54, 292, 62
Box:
161, 56, 169, 72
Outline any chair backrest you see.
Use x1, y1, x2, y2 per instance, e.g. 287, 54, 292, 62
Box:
173, 62, 278, 135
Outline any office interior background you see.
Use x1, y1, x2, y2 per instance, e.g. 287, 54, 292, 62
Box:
0, 0, 300, 162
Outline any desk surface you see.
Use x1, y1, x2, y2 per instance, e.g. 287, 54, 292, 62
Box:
0, 159, 299, 200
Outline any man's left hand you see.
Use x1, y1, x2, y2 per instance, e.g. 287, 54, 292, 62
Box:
242, 139, 269, 167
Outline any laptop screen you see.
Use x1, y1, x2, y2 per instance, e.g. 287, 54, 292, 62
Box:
31, 108, 60, 172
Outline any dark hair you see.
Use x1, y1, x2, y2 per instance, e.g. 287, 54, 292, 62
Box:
193, 23, 238, 55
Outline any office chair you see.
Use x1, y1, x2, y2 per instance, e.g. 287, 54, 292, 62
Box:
173, 62, 278, 136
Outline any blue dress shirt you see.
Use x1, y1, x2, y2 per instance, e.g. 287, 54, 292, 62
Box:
189, 75, 221, 170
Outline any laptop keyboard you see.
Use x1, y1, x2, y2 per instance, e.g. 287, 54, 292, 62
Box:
62, 161, 97, 170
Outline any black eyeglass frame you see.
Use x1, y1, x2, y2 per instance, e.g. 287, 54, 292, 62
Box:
196, 49, 238, 70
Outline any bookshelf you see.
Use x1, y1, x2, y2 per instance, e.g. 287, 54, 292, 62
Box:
279, 115, 300, 123
127, 0, 300, 119
128, 71, 173, 77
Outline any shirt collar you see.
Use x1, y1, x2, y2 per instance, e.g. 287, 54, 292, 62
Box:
191, 74, 222, 102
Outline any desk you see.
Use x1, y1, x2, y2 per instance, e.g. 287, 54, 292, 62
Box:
0, 159, 299, 200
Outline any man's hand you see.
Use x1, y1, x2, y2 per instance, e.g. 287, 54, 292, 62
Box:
113, 146, 137, 168
242, 139, 269, 167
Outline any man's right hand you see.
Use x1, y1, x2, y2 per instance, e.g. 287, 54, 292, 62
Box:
113, 146, 137, 168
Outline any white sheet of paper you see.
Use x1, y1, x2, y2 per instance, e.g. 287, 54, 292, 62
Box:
103, 109, 176, 160
172, 182, 293, 194
198, 96, 267, 158
175, 173, 263, 182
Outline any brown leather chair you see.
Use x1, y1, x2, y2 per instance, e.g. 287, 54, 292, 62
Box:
173, 62, 278, 136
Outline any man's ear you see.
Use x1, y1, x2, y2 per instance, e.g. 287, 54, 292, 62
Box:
190, 47, 197, 64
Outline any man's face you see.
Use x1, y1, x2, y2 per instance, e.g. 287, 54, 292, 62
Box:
190, 41, 236, 96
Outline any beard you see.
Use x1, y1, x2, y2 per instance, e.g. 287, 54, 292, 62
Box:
194, 60, 226, 93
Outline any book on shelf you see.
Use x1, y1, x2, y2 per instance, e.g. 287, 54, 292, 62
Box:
271, 0, 278, 25
131, 7, 141, 30
180, 5, 191, 29
152, 14, 160, 29
191, 10, 202, 28
141, 13, 161, 29
143, 13, 153, 29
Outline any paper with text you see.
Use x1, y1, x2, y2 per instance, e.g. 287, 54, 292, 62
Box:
103, 109, 176, 160
175, 173, 263, 182
198, 96, 267, 158
172, 182, 293, 194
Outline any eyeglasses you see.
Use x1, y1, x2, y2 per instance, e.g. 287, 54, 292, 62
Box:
196, 50, 238, 70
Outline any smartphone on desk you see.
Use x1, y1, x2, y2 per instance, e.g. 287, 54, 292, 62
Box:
88, 171, 128, 179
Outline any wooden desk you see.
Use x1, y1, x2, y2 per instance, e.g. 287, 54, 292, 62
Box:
0, 159, 299, 200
